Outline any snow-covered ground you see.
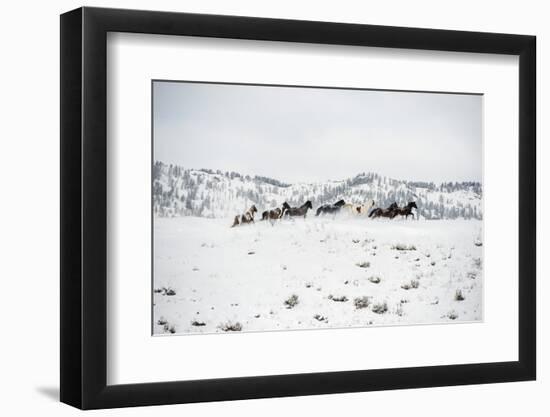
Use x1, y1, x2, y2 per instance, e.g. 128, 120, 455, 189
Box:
153, 216, 483, 335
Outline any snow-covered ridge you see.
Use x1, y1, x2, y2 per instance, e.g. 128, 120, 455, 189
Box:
153, 161, 482, 220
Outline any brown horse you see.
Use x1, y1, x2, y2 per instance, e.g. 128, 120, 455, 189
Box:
261, 207, 283, 221
391, 202, 417, 219
368, 202, 398, 219
231, 205, 258, 227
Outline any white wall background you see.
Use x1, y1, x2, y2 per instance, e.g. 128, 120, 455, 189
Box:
0, 0, 545, 415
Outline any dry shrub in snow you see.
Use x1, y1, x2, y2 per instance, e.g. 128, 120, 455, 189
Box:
394, 304, 405, 317
191, 320, 206, 326
391, 243, 416, 251
353, 296, 371, 309
454, 289, 465, 301
356, 261, 370, 268
157, 317, 167, 326
163, 323, 176, 334
284, 294, 299, 309
447, 311, 459, 320
401, 280, 420, 290
329, 295, 348, 302
372, 301, 388, 314
368, 276, 381, 284
313, 314, 328, 322
219, 321, 243, 332
154, 287, 176, 296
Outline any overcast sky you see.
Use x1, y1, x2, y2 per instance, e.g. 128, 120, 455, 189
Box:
153, 81, 482, 184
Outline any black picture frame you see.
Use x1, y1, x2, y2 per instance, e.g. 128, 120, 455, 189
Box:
60, 6, 536, 410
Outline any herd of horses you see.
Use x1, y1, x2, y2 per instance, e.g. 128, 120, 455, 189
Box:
230, 199, 418, 227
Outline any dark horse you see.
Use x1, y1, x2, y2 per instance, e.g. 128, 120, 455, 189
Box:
315, 199, 346, 216
368, 202, 398, 219
391, 202, 418, 219
282, 201, 313, 218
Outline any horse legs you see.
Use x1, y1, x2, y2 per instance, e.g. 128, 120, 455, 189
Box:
368, 208, 380, 219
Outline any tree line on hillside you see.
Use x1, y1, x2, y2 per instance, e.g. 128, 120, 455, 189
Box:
153, 162, 482, 220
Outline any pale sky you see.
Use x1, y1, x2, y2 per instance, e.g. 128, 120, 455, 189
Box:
153, 81, 482, 184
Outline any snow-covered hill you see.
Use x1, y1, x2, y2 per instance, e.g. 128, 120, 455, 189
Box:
153, 161, 482, 220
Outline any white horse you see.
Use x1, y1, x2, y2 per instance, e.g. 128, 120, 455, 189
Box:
342, 200, 375, 216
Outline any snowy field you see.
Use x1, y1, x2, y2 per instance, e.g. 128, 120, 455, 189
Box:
153, 216, 483, 335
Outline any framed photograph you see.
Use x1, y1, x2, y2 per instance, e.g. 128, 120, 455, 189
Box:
60, 7, 536, 409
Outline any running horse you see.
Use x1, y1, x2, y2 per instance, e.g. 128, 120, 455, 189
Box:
391, 201, 417, 219
282, 201, 313, 218
261, 207, 284, 221
368, 202, 398, 219
315, 199, 346, 216
342, 199, 376, 216
231, 205, 258, 227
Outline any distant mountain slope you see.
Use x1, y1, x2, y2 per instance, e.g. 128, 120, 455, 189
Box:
153, 161, 482, 220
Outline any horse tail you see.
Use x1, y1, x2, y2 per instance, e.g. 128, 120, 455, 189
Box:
316, 207, 322, 216
231, 215, 240, 228
261, 211, 268, 221
368, 208, 378, 218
